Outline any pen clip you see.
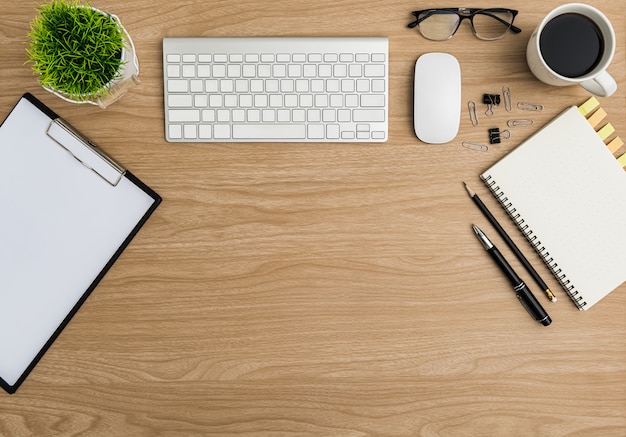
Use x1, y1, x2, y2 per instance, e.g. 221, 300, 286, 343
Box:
46, 118, 126, 187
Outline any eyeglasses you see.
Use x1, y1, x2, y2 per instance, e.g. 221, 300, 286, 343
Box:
407, 8, 521, 41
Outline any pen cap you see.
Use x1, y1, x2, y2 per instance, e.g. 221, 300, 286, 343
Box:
515, 284, 551, 326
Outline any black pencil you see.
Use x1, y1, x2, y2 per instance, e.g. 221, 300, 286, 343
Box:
464, 182, 557, 302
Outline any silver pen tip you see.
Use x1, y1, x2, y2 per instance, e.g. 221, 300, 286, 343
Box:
472, 224, 493, 250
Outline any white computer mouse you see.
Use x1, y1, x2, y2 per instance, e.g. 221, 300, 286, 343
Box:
414, 53, 461, 144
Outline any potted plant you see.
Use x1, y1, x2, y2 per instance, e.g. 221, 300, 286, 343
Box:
26, 0, 139, 108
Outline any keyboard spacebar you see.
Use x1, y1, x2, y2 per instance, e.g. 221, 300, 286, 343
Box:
233, 124, 306, 139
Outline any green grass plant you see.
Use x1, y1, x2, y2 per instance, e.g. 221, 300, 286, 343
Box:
27, 0, 125, 101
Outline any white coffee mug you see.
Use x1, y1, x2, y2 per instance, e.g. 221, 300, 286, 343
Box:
526, 3, 617, 97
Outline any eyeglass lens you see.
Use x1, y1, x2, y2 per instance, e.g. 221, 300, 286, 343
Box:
416, 9, 514, 41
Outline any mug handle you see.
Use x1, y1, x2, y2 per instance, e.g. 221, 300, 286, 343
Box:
580, 71, 617, 97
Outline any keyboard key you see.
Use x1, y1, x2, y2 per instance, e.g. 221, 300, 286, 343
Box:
233, 124, 306, 139
205, 79, 218, 92
338, 110, 351, 122
194, 95, 208, 107
353, 109, 385, 122
197, 65, 211, 77
322, 109, 336, 122
327, 124, 340, 139
167, 80, 188, 93
372, 131, 385, 139
360, 94, 385, 107
277, 109, 290, 122
247, 109, 260, 122
356, 79, 370, 92
199, 124, 212, 138
168, 95, 193, 107
212, 65, 226, 77
308, 109, 321, 122
182, 65, 195, 77
372, 79, 385, 92
334, 64, 347, 77
232, 109, 246, 122
202, 109, 215, 122
168, 124, 182, 139
214, 124, 231, 138
307, 124, 325, 139
184, 124, 197, 139
364, 64, 385, 77
169, 109, 200, 122
242, 65, 256, 77
217, 109, 230, 122
262, 109, 275, 122
190, 80, 203, 93
167, 65, 181, 77
303, 65, 317, 78
273, 64, 287, 78
349, 64, 363, 77
227, 65, 241, 78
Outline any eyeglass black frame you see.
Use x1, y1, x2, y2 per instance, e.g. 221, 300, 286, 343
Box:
407, 8, 522, 41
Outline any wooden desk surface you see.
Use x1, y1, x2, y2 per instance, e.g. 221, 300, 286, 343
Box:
1, 0, 625, 435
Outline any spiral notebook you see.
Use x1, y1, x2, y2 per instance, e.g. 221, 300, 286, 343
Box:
0, 93, 161, 394
481, 98, 626, 310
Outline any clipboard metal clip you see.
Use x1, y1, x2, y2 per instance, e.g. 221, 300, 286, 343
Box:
46, 118, 126, 186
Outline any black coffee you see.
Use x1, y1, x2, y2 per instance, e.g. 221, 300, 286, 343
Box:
539, 13, 604, 78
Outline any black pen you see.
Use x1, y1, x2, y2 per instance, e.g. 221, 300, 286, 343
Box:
472, 224, 552, 326
464, 182, 556, 303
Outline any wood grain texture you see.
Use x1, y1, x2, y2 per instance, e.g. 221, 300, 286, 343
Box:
1, 0, 625, 435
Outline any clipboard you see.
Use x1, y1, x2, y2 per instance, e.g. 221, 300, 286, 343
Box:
0, 93, 161, 394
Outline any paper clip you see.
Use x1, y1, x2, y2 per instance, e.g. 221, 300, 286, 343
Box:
517, 102, 544, 111
462, 141, 489, 152
507, 119, 534, 128
502, 86, 513, 112
468, 101, 479, 126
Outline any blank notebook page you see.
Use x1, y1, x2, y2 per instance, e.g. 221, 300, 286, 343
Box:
481, 106, 626, 309
0, 97, 156, 387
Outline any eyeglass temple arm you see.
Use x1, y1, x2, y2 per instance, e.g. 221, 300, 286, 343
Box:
407, 10, 444, 28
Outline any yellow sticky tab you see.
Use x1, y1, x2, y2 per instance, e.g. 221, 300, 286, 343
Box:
578, 96, 600, 116
608, 136, 624, 154
587, 107, 607, 128
617, 152, 626, 168
597, 123, 615, 141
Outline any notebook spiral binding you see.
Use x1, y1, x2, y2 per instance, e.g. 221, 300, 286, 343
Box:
481, 174, 587, 310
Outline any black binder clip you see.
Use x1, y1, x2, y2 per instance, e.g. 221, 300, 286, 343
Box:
483, 94, 500, 117
488, 127, 510, 144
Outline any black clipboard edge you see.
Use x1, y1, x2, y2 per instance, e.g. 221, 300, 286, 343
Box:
0, 94, 162, 394
23, 92, 59, 119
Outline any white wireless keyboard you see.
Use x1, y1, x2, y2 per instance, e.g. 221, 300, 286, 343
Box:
162, 37, 388, 142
